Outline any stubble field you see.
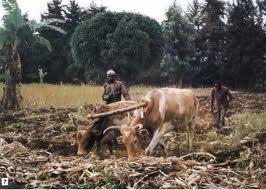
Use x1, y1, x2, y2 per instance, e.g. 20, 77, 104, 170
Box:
0, 84, 265, 188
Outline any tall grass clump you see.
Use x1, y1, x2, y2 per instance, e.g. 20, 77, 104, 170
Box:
0, 83, 214, 109
0, 83, 155, 109
232, 110, 266, 139
198, 110, 266, 153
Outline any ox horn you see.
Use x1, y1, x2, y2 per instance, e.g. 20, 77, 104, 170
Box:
103, 126, 121, 134
87, 102, 147, 119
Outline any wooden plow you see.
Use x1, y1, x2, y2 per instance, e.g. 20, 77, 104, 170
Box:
87, 101, 148, 119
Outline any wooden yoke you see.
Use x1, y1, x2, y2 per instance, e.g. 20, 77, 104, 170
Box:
87, 101, 147, 119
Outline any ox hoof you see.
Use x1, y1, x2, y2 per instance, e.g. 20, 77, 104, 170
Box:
145, 149, 152, 156
77, 150, 89, 157
128, 157, 135, 161
77, 152, 84, 156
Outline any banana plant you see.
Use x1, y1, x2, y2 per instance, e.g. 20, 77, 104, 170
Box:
0, 0, 66, 110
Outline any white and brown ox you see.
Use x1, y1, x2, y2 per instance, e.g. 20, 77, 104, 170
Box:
69, 101, 138, 157
104, 88, 198, 160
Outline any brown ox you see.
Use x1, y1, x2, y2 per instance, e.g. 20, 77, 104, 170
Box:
104, 88, 198, 160
70, 101, 138, 157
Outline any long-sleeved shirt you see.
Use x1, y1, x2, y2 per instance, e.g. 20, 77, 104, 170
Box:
211, 86, 233, 109
102, 80, 130, 104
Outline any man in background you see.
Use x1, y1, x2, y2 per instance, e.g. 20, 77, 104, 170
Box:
210, 82, 233, 128
102, 69, 131, 104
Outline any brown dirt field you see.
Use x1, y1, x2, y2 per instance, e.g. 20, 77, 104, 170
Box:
0, 92, 265, 188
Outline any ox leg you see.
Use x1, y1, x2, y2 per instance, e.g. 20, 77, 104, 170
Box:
145, 129, 161, 156
107, 141, 113, 154
187, 120, 195, 152
95, 141, 104, 159
100, 131, 116, 155
145, 125, 168, 156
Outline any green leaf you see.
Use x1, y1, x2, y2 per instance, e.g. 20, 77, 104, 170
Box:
2, 0, 16, 12
1, 0, 25, 37
41, 18, 65, 25
40, 24, 67, 34
35, 36, 52, 51
2, 0, 24, 24
27, 19, 66, 33
29, 20, 67, 35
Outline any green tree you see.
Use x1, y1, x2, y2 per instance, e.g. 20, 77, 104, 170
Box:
41, 0, 106, 83
186, 0, 203, 31
65, 0, 82, 34
194, 0, 227, 85
64, 0, 83, 82
0, 0, 66, 110
18, 14, 48, 82
185, 0, 205, 86
161, 2, 195, 86
80, 1, 107, 21
71, 11, 164, 84
225, 0, 265, 90
40, 0, 66, 83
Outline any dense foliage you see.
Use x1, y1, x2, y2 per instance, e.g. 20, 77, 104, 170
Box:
71, 11, 164, 84
0, 0, 65, 110
161, 4, 195, 86
17, 0, 106, 83
224, 0, 265, 90
1, 0, 265, 91
163, 0, 265, 90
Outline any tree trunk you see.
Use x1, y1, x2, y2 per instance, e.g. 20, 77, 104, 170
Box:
1, 43, 22, 111
176, 77, 183, 88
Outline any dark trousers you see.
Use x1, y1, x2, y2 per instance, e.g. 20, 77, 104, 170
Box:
216, 104, 228, 128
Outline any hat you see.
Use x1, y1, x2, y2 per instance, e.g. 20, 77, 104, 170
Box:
106, 69, 116, 76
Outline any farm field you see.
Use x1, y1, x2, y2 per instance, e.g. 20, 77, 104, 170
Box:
0, 0, 264, 188
0, 83, 212, 108
0, 84, 265, 188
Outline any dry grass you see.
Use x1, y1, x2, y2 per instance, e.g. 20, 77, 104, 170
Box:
198, 109, 266, 153
0, 83, 212, 109
231, 110, 266, 141
232, 110, 266, 129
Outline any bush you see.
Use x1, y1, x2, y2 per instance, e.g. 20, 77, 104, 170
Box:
71, 11, 164, 84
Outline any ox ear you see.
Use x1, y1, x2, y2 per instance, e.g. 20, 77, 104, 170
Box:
138, 129, 149, 137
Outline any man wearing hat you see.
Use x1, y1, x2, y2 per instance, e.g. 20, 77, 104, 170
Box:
102, 69, 131, 104
210, 82, 233, 128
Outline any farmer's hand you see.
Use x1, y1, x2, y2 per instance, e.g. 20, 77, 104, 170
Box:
103, 94, 114, 101
103, 95, 111, 101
